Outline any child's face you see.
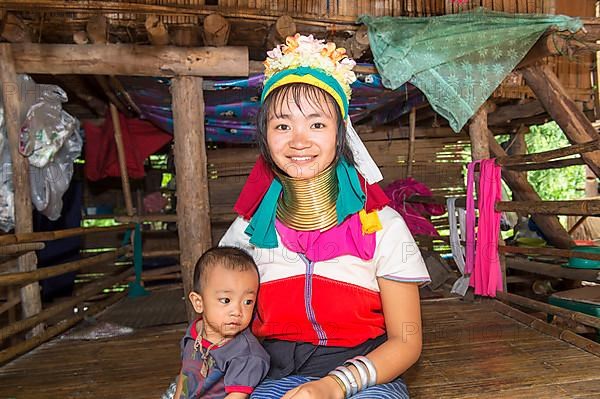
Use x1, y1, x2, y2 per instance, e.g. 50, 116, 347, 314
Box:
266, 90, 338, 179
189, 266, 258, 340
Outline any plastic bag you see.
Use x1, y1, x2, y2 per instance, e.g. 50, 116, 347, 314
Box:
20, 84, 79, 168
30, 124, 82, 220
0, 74, 81, 230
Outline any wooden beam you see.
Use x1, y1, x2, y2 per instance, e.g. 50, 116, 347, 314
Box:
497, 291, 600, 330
109, 104, 135, 216
516, 33, 567, 69
0, 224, 134, 246
10, 43, 249, 77
0, 290, 127, 365
521, 64, 600, 178
496, 139, 600, 166
492, 300, 600, 357
503, 157, 584, 172
203, 13, 231, 47
505, 257, 600, 282
568, 216, 588, 235
171, 76, 212, 322
345, 25, 370, 60
488, 100, 545, 126
0, 12, 31, 43
0, 267, 133, 342
0, 43, 42, 335
500, 245, 600, 261
0, 294, 20, 318
266, 15, 296, 50
115, 214, 178, 223
0, 246, 130, 288
496, 199, 600, 215
488, 131, 574, 249
0, 243, 45, 256
145, 15, 169, 46
86, 15, 107, 44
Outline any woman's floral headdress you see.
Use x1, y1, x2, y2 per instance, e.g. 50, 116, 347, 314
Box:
261, 33, 382, 184
262, 34, 356, 119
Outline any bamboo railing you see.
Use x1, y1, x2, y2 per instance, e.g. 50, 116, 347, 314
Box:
0, 223, 138, 365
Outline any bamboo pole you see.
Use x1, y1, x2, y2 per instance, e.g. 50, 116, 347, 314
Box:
503, 157, 584, 172
496, 199, 600, 215
142, 249, 180, 257
0, 267, 133, 341
171, 76, 212, 322
506, 256, 600, 282
10, 43, 249, 77
0, 43, 42, 334
407, 107, 416, 177
500, 245, 600, 261
0, 224, 134, 246
0, 246, 130, 287
496, 139, 600, 166
492, 300, 600, 357
0, 243, 45, 256
109, 103, 134, 217
0, 290, 127, 365
568, 216, 589, 235
496, 291, 600, 330
115, 214, 178, 223
0, 295, 20, 317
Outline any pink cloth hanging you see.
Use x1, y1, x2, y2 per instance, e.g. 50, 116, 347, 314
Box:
384, 177, 446, 237
466, 159, 503, 297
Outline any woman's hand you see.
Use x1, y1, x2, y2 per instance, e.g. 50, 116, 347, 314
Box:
281, 376, 345, 399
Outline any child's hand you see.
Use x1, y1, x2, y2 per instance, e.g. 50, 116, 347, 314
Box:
281, 377, 344, 399
224, 393, 249, 399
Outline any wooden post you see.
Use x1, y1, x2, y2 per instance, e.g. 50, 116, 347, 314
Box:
488, 130, 574, 248
407, 107, 416, 177
0, 43, 42, 335
469, 103, 491, 160
171, 77, 212, 321
109, 103, 135, 216
522, 64, 600, 178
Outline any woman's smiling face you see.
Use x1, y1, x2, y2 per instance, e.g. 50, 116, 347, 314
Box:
266, 89, 338, 179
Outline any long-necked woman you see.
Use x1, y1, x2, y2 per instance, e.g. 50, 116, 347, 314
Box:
221, 34, 431, 399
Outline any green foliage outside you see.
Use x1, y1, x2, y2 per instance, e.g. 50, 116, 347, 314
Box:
523, 122, 586, 201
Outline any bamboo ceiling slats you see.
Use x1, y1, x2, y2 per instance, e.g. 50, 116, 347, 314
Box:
2, 0, 567, 23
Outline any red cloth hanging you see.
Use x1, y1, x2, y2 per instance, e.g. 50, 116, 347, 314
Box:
84, 111, 172, 181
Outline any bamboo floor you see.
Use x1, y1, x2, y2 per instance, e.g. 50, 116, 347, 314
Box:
0, 297, 599, 398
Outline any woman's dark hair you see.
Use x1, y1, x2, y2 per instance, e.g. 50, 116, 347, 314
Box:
256, 83, 355, 174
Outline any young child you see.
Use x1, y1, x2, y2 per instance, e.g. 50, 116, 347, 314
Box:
173, 246, 269, 399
